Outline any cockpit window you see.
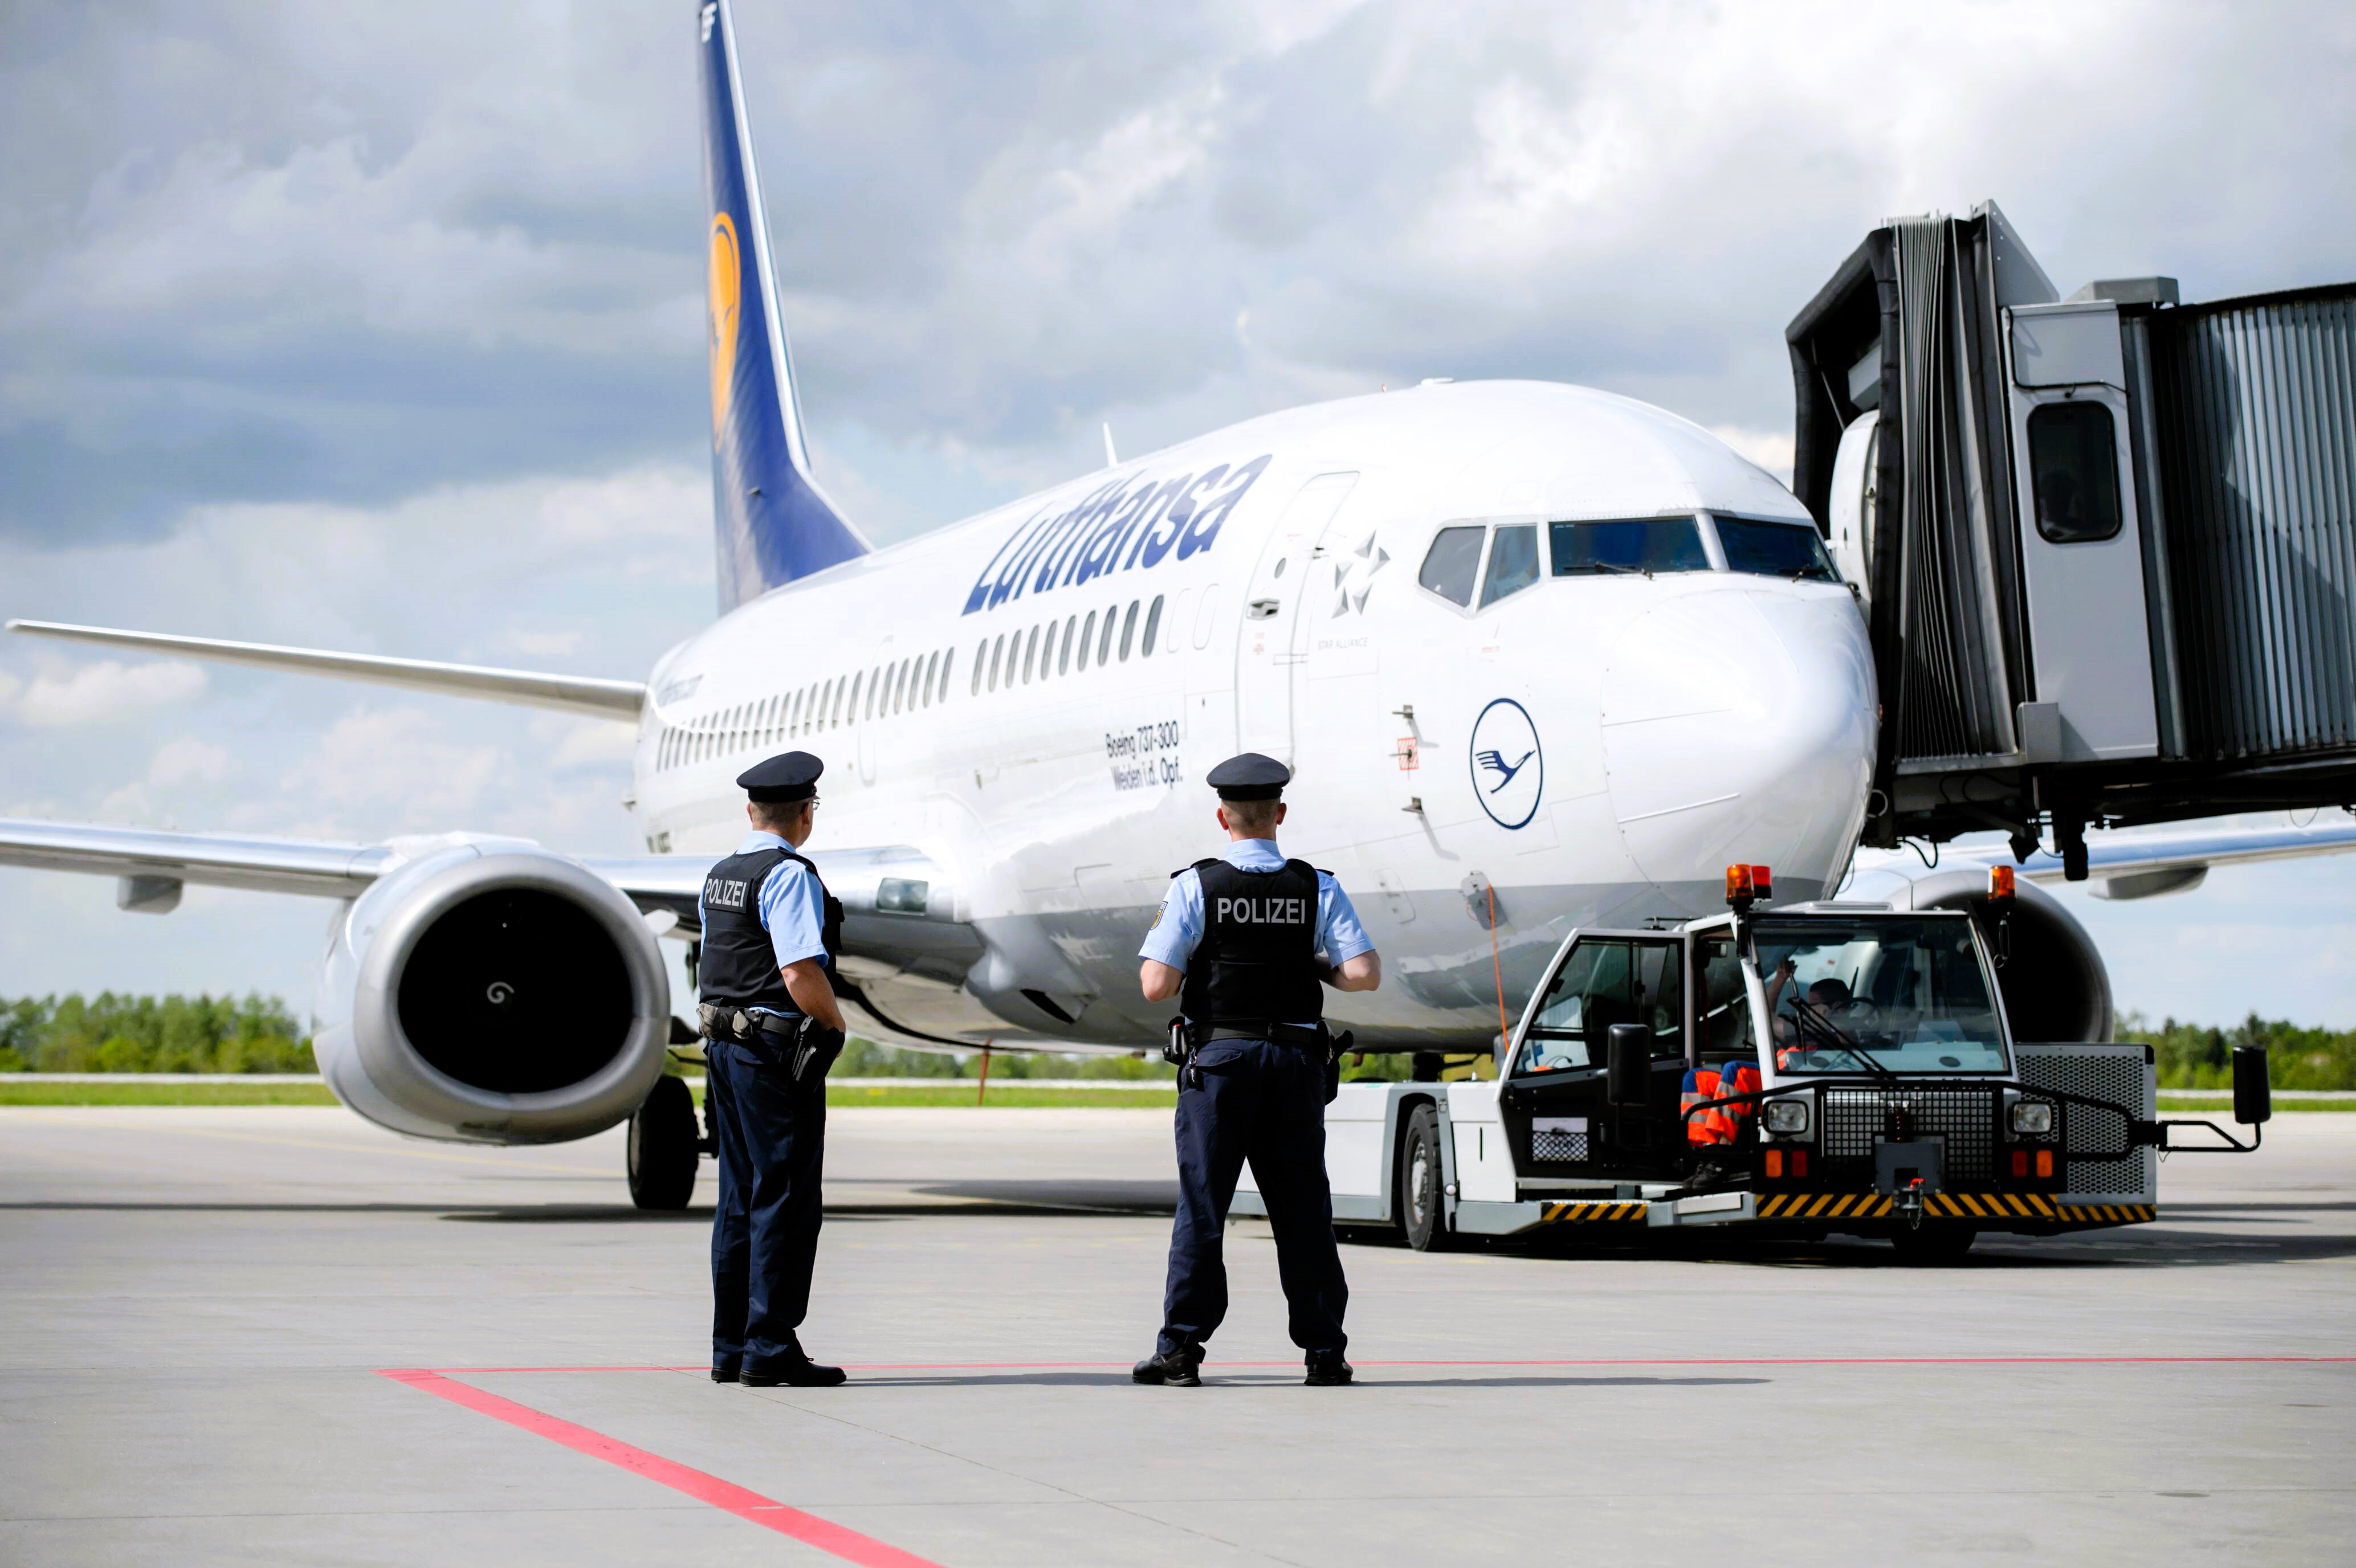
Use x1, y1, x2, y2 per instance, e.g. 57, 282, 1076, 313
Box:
1716, 517, 1839, 582
1479, 525, 1540, 606
1419, 525, 1487, 607
1550, 517, 1710, 576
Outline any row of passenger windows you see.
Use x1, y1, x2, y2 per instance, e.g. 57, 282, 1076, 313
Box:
1418, 514, 1839, 610
653, 645, 959, 772
969, 593, 1165, 696
651, 591, 1176, 773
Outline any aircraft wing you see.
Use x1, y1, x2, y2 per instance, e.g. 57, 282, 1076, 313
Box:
0, 818, 970, 952
1856, 815, 2356, 899
7, 620, 645, 722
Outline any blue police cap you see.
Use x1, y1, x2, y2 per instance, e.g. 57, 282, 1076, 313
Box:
736, 750, 824, 804
1206, 752, 1290, 801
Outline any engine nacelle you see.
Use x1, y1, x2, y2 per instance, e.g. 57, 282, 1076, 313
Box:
1863, 865, 2114, 1043
312, 839, 670, 1144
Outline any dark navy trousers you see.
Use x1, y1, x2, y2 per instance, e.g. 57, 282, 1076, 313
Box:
1158, 1038, 1349, 1361
706, 1038, 826, 1375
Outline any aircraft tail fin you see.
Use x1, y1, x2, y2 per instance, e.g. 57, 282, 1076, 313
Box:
697, 0, 867, 612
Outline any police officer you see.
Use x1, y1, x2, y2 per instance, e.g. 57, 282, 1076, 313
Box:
698, 751, 849, 1388
1132, 753, 1382, 1388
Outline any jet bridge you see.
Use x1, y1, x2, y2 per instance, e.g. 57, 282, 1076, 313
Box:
1787, 203, 2356, 876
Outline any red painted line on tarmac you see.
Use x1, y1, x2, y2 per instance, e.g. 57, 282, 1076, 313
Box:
841, 1354, 2356, 1370
377, 1369, 944, 1568
422, 1354, 2356, 1374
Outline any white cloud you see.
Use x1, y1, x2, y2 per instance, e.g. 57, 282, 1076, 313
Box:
12, 660, 207, 727
280, 706, 506, 828
148, 737, 234, 787
509, 630, 585, 658
551, 719, 639, 770
1709, 427, 1796, 488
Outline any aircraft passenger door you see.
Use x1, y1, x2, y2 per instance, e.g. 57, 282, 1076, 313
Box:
1236, 472, 1358, 765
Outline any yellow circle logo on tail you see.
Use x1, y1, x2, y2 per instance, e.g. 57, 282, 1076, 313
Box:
708, 213, 741, 447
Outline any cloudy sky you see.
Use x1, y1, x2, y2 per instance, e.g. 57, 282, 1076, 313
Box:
3, 0, 2352, 1028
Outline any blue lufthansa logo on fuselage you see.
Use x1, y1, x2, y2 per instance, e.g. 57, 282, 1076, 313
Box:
959, 454, 1274, 615
1469, 698, 1543, 829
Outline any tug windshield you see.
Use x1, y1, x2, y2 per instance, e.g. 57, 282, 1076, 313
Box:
1752, 916, 2006, 1075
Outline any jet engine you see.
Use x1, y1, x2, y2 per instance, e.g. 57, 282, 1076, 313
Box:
1882, 867, 2114, 1043
311, 840, 671, 1143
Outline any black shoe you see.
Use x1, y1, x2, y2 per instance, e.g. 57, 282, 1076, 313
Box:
1132, 1349, 1203, 1387
1304, 1358, 1354, 1386
711, 1365, 740, 1384
740, 1354, 846, 1389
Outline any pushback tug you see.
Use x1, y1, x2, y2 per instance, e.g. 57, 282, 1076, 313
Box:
1236, 864, 2268, 1259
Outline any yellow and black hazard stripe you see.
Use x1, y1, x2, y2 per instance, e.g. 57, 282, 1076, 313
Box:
2052, 1202, 2157, 1226
1922, 1192, 2058, 1220
1539, 1200, 1649, 1224
1755, 1192, 2156, 1226
1756, 1193, 1896, 1220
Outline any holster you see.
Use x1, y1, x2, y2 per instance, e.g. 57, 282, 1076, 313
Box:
697, 1003, 843, 1081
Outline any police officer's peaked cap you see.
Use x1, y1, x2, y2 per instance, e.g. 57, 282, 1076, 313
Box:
737, 751, 824, 804
1207, 752, 1290, 801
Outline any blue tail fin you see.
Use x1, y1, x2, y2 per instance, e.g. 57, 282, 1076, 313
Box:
698, 0, 867, 612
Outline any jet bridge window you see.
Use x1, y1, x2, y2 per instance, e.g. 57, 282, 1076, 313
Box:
1418, 525, 1486, 606
1550, 517, 1710, 576
1715, 517, 1839, 582
1480, 525, 1540, 606
2026, 401, 2123, 543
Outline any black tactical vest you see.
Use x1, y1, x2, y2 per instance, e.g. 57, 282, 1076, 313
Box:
698, 844, 843, 1016
1177, 856, 1324, 1029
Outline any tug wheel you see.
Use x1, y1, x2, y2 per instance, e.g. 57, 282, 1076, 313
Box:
1889, 1224, 1977, 1263
1400, 1103, 1451, 1252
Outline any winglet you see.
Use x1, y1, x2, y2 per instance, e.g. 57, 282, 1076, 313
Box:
698, 0, 868, 612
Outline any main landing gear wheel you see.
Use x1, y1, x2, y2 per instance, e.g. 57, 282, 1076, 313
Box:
1889, 1224, 1977, 1263
627, 1075, 700, 1211
1401, 1102, 1452, 1252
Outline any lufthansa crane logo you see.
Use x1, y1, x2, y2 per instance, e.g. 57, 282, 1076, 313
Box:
1469, 698, 1543, 829
708, 212, 741, 448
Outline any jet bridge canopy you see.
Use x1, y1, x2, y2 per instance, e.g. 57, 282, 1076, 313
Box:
1788, 203, 2356, 873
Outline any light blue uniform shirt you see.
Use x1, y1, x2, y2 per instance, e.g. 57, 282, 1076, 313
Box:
1139, 840, 1375, 1001
698, 830, 829, 974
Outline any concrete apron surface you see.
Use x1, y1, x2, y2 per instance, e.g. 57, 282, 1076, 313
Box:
1, 1105, 2350, 1567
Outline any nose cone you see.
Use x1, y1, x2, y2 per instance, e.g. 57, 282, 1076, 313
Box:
1600, 586, 1875, 906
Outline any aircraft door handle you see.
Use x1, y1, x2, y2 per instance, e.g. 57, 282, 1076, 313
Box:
1246, 599, 1281, 619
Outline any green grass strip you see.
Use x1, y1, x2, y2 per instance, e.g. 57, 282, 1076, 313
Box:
0, 1081, 343, 1106
2156, 1096, 2356, 1113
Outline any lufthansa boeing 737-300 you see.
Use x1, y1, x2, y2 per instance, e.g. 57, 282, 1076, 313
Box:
5, 0, 2351, 1196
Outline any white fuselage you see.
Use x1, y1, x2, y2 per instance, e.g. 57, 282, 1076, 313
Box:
632, 380, 1878, 1051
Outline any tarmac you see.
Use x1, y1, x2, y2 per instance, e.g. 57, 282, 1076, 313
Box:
2, 1104, 2350, 1566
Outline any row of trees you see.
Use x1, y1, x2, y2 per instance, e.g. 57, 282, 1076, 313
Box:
833, 1038, 1175, 1080
5, 994, 2349, 1090
2115, 1012, 2356, 1091
0, 994, 314, 1074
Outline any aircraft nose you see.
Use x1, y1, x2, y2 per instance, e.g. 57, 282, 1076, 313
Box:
1599, 587, 1876, 904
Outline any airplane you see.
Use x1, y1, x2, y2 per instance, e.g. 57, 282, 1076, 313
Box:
5, 0, 2352, 1201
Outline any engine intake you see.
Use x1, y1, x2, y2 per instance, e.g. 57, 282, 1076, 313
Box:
313, 841, 670, 1144
1893, 868, 2113, 1043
